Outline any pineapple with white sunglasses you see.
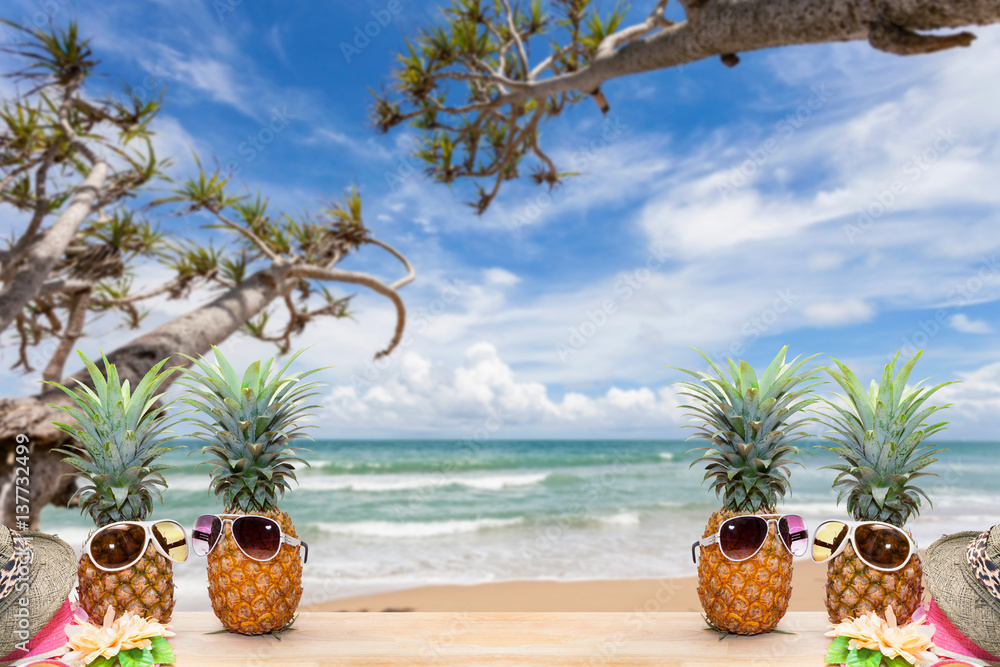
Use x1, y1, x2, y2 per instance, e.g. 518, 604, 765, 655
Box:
49, 351, 186, 623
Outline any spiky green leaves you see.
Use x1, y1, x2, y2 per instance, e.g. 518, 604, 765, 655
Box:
47, 351, 181, 527
675, 346, 821, 513
816, 351, 956, 526
179, 346, 326, 514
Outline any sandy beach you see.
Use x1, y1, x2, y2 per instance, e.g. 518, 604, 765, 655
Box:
309, 558, 834, 613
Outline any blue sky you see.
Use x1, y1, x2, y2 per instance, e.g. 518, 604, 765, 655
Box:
2, 0, 1000, 439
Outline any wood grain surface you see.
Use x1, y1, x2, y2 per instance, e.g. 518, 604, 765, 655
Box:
169, 611, 831, 666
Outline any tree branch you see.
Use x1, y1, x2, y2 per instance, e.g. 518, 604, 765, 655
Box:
57, 78, 99, 166
42, 287, 91, 383
39, 278, 94, 295
290, 264, 407, 359
364, 238, 416, 290
379, 0, 1000, 211
499, 0, 530, 77
0, 156, 45, 195
209, 208, 283, 264
0, 160, 108, 335
868, 19, 976, 55
88, 277, 186, 306
596, 0, 673, 58
0, 147, 58, 285
495, 0, 999, 108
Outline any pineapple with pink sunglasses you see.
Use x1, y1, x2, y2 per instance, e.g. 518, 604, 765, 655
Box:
678, 346, 821, 635
180, 346, 323, 635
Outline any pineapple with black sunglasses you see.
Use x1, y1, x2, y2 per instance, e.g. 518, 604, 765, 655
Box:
180, 346, 323, 635
677, 346, 820, 635
48, 351, 186, 623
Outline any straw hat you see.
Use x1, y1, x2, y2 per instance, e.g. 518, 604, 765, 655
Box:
0, 525, 76, 658
925, 525, 1000, 659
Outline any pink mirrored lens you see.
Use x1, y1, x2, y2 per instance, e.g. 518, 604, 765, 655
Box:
192, 514, 221, 556
778, 515, 809, 557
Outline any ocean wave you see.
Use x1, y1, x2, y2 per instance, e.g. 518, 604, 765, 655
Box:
313, 517, 523, 538
317, 452, 669, 476
541, 473, 584, 487
659, 452, 674, 461
459, 474, 550, 491
161, 471, 553, 494
599, 512, 642, 526
307, 472, 552, 493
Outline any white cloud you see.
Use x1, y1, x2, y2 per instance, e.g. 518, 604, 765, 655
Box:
307, 127, 393, 160
937, 362, 1000, 419
153, 49, 245, 110
949, 313, 993, 334
804, 300, 875, 327
359, 28, 1000, 401
315, 128, 354, 146
483, 268, 521, 286
322, 343, 683, 436
148, 115, 211, 175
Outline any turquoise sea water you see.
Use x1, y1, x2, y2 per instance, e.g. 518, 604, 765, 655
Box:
40, 439, 1000, 610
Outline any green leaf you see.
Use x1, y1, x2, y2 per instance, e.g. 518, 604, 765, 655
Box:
117, 649, 137, 667
885, 656, 911, 667
825, 635, 851, 663
111, 486, 129, 508
870, 486, 890, 508
864, 649, 883, 667
149, 635, 175, 663
845, 647, 874, 667
135, 647, 155, 667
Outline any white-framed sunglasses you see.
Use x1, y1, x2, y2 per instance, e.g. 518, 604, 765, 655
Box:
192, 514, 308, 563
692, 513, 809, 564
810, 520, 916, 572
84, 520, 189, 572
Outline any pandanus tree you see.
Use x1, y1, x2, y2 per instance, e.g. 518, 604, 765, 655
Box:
0, 20, 415, 529
374, 0, 1000, 212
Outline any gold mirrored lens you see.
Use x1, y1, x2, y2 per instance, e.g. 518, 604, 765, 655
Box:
812, 521, 848, 562
152, 521, 188, 562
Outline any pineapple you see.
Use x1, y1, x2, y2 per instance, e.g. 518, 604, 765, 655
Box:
179, 346, 323, 635
817, 350, 954, 623
48, 351, 181, 622
676, 346, 819, 635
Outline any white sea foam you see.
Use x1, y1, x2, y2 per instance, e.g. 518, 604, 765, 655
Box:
313, 517, 523, 538
294, 459, 329, 470
659, 452, 674, 461
293, 472, 550, 492
455, 473, 550, 490
164, 471, 551, 494
599, 512, 641, 526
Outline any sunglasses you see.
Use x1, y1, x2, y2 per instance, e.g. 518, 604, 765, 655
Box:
692, 514, 809, 564
810, 520, 915, 572
83, 520, 188, 572
192, 514, 309, 563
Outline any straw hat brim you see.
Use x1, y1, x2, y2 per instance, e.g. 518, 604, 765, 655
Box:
0, 530, 77, 657
925, 530, 1000, 659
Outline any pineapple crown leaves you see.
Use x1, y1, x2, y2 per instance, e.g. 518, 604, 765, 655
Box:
673, 346, 823, 513
177, 345, 329, 514
815, 350, 957, 527
45, 350, 183, 527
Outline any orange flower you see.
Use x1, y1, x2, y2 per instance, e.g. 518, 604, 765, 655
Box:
62, 607, 174, 666
826, 606, 937, 665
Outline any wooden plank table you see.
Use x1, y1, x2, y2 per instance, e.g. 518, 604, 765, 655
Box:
170, 612, 831, 666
